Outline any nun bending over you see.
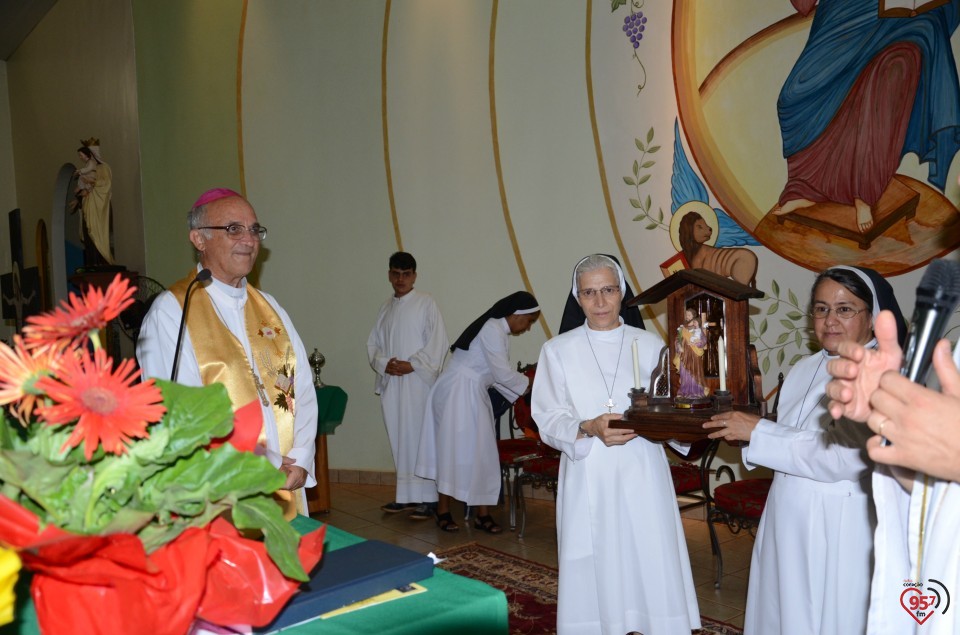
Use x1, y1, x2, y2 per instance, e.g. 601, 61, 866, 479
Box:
416, 291, 540, 533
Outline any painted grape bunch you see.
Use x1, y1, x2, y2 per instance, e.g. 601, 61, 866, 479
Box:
622, 11, 647, 49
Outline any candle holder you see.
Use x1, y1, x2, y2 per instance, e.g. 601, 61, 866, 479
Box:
712, 389, 732, 411
623, 387, 649, 419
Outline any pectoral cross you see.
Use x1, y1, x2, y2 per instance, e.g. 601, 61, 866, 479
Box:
604, 398, 616, 413
252, 370, 270, 406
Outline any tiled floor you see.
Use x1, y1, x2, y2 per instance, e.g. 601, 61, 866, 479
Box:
314, 482, 753, 629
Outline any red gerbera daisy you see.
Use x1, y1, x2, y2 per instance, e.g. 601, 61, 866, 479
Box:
35, 348, 166, 460
0, 335, 58, 424
23, 274, 135, 351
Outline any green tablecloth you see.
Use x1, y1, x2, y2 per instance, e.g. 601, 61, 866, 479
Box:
2, 517, 508, 635
316, 385, 347, 435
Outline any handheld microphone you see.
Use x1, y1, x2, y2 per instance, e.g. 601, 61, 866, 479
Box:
171, 268, 212, 382
884, 260, 960, 445
899, 260, 960, 385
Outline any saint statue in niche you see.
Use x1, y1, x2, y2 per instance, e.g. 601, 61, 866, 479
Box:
674, 307, 709, 399
72, 138, 114, 266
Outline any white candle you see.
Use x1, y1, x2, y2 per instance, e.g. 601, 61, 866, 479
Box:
717, 336, 727, 392
632, 338, 641, 389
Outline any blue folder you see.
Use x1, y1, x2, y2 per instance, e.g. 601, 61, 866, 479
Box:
256, 540, 435, 632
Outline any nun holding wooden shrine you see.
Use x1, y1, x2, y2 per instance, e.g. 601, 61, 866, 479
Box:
532, 254, 700, 635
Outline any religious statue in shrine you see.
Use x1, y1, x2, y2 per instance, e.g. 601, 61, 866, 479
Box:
674, 307, 709, 399
72, 138, 114, 266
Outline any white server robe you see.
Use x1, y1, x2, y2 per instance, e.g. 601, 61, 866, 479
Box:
531, 323, 700, 635
415, 318, 528, 505
866, 470, 960, 634
741, 349, 874, 635
367, 289, 448, 503
137, 275, 318, 510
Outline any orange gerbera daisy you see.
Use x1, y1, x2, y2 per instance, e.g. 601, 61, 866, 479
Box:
0, 336, 58, 424
35, 348, 166, 460
22, 274, 135, 351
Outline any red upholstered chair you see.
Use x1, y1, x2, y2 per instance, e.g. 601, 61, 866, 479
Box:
515, 453, 560, 539
702, 438, 773, 588
668, 439, 711, 512
496, 364, 540, 530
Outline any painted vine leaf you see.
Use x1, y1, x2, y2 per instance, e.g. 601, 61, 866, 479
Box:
749, 279, 818, 377
627, 127, 667, 230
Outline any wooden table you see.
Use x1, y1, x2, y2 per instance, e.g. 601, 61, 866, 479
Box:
307, 385, 348, 514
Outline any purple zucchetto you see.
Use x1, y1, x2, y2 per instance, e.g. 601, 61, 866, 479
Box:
191, 188, 242, 209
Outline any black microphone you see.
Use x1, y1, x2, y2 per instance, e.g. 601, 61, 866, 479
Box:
899, 259, 960, 385
171, 268, 212, 382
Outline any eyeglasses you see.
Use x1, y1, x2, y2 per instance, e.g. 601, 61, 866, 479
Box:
578, 285, 621, 299
200, 224, 267, 241
809, 305, 866, 320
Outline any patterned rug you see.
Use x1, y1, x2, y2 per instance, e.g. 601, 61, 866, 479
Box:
436, 543, 743, 635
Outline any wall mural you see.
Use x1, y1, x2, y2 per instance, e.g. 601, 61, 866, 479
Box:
671, 0, 960, 275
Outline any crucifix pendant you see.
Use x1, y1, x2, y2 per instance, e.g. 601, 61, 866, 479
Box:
252, 371, 270, 407
604, 398, 616, 413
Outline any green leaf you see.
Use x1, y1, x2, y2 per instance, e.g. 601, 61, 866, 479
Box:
759, 319, 768, 335
795, 330, 802, 349
623, 176, 636, 186
646, 127, 654, 144
771, 280, 780, 297
788, 289, 799, 307
789, 354, 804, 366
232, 496, 308, 581
776, 332, 790, 345
762, 356, 770, 374
777, 348, 785, 366
0, 413, 15, 450
657, 208, 664, 222
641, 160, 655, 169
611, 0, 627, 11
632, 215, 645, 221
645, 223, 658, 230
633, 160, 639, 177
637, 174, 651, 185
786, 311, 805, 321
144, 445, 284, 511
635, 138, 645, 152
767, 302, 779, 315
645, 194, 652, 210
779, 319, 795, 330
629, 198, 642, 209
647, 145, 661, 153
151, 382, 235, 462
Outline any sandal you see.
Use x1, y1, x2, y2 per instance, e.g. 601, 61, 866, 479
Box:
435, 511, 460, 532
473, 515, 503, 534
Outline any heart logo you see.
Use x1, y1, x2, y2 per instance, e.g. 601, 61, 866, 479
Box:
900, 588, 935, 625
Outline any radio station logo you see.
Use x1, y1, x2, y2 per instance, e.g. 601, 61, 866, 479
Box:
901, 579, 951, 626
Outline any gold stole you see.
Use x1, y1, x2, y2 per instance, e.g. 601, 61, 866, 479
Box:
170, 270, 302, 517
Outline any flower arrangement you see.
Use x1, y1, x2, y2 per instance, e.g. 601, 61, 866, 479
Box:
0, 275, 324, 635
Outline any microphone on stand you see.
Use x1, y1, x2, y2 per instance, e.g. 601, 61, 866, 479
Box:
884, 259, 960, 444
171, 268, 212, 382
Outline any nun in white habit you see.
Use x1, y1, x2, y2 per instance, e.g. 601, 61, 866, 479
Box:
704, 265, 907, 635
416, 291, 540, 533
531, 254, 700, 635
